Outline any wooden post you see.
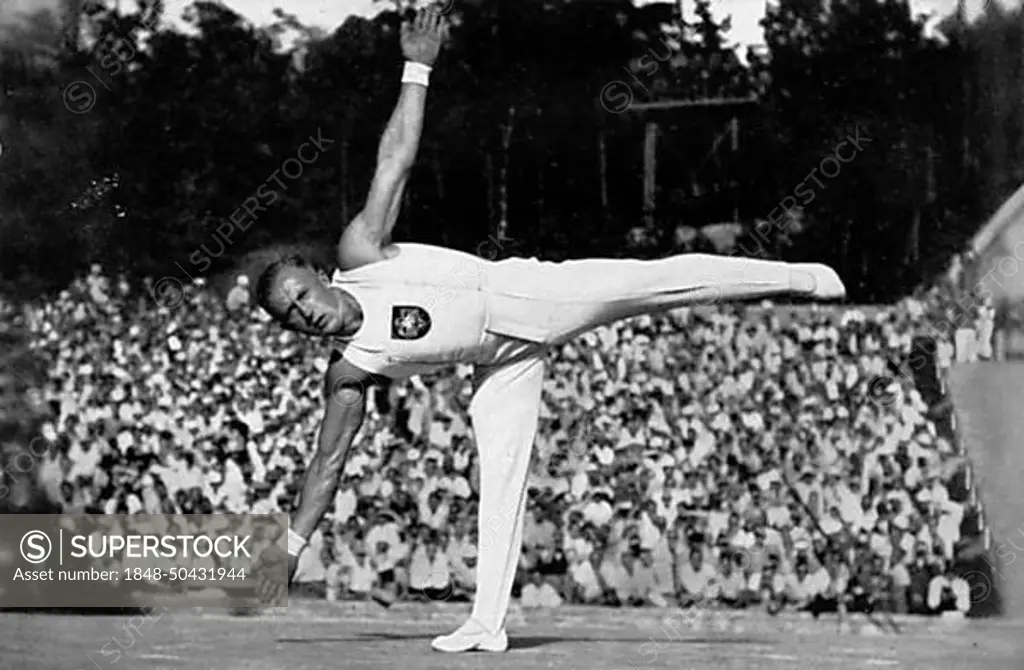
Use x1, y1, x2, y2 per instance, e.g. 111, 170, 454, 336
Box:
644, 121, 658, 228
629, 95, 759, 234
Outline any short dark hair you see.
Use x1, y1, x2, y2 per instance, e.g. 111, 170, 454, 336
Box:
254, 254, 314, 311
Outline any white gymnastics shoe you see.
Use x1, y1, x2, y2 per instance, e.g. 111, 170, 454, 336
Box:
790, 263, 846, 300
431, 619, 509, 653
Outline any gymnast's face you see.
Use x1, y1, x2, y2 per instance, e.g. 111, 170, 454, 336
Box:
268, 264, 348, 337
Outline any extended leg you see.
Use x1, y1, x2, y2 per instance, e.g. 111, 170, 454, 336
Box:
432, 354, 546, 653
483, 253, 845, 345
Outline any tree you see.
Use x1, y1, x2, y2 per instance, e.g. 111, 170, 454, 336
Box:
760, 0, 961, 298
0, 3, 104, 295
1, 0, 1005, 303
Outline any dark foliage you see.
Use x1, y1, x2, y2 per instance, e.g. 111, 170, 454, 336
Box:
1, 0, 1022, 301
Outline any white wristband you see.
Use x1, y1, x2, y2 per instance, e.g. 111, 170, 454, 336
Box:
402, 61, 431, 87
287, 528, 307, 557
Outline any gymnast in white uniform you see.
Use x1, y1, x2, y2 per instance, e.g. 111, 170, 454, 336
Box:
253, 8, 845, 654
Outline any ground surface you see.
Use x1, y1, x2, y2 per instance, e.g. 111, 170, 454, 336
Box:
2, 602, 1021, 670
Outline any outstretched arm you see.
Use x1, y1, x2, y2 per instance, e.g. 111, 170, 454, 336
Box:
337, 9, 447, 270
285, 356, 371, 581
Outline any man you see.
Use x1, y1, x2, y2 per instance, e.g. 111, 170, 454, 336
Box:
715, 549, 751, 608
629, 549, 667, 607
519, 571, 564, 609
568, 547, 605, 604
343, 537, 380, 600
227, 275, 251, 311
926, 565, 971, 615
675, 544, 716, 608
408, 528, 452, 601
253, 7, 846, 654
778, 556, 821, 611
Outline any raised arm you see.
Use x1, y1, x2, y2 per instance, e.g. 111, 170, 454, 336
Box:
337, 9, 448, 270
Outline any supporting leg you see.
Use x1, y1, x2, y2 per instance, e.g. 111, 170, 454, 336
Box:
432, 354, 546, 652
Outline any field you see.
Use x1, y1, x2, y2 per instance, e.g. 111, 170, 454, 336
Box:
1, 601, 1021, 670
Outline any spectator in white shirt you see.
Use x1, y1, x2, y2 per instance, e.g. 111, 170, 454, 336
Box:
851, 495, 878, 534
713, 550, 751, 607
569, 549, 605, 604
333, 477, 358, 524
447, 538, 477, 600
637, 501, 662, 550
889, 548, 912, 613
676, 544, 716, 607
365, 512, 408, 575
293, 526, 327, 584
520, 572, 564, 609
226, 275, 251, 311
67, 440, 103, 482
819, 506, 845, 537
564, 523, 594, 563
599, 548, 632, 605
343, 539, 379, 598
418, 488, 451, 530
408, 530, 452, 600
582, 490, 614, 527
780, 558, 821, 610
753, 558, 788, 613
935, 501, 963, 560
651, 526, 678, 600
324, 540, 344, 601
927, 570, 970, 615
628, 550, 668, 607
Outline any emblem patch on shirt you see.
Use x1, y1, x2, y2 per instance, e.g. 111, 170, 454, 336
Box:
391, 305, 432, 340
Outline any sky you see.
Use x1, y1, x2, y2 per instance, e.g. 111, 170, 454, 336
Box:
156, 0, 1003, 49
0, 0, 1012, 54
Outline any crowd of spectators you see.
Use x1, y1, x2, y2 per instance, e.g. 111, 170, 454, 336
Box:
0, 263, 995, 618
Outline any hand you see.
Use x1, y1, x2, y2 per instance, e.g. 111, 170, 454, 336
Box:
401, 8, 448, 68
253, 543, 291, 606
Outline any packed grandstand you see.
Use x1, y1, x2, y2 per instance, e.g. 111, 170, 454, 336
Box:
0, 265, 995, 616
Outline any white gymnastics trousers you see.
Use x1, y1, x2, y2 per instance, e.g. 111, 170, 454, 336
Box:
465, 253, 796, 634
